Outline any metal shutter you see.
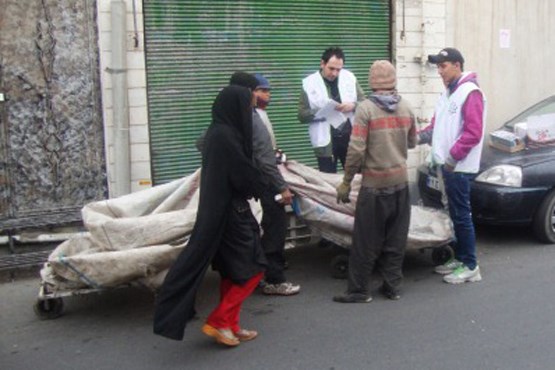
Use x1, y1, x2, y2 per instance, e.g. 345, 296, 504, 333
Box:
144, 0, 391, 184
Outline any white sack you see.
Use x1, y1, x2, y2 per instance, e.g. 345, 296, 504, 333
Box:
40, 161, 452, 292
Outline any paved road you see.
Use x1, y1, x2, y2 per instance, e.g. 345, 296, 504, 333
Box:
2, 225, 555, 370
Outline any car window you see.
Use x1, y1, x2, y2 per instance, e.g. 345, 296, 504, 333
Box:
505, 97, 555, 130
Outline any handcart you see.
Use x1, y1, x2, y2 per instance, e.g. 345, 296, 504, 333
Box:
281, 161, 454, 279
34, 162, 453, 319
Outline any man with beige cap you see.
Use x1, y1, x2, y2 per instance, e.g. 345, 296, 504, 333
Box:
333, 60, 417, 303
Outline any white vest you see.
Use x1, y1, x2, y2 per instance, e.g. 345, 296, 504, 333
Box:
431, 74, 487, 173
302, 69, 358, 148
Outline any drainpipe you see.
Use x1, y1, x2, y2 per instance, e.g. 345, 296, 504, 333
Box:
110, 0, 131, 197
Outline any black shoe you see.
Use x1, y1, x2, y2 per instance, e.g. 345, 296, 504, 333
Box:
380, 286, 401, 300
332, 293, 372, 303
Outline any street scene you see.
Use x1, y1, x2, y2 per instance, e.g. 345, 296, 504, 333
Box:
2, 1, 555, 370
2, 225, 555, 370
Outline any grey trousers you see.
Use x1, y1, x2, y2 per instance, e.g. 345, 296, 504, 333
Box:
347, 186, 410, 295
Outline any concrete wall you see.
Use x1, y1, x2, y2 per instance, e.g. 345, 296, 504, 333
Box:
394, 0, 447, 180
94, 0, 442, 189
97, 0, 151, 196
95, 0, 555, 193
447, 0, 555, 132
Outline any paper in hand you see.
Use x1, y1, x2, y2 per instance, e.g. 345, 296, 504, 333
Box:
314, 100, 347, 129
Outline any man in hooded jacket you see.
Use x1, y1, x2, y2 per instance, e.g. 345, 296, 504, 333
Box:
419, 47, 486, 284
333, 60, 417, 303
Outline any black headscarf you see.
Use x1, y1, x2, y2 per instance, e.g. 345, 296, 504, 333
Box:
211, 85, 254, 159
229, 71, 259, 91
153, 85, 265, 341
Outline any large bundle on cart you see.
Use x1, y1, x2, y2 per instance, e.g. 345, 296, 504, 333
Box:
281, 161, 454, 278
39, 170, 203, 292
36, 161, 452, 318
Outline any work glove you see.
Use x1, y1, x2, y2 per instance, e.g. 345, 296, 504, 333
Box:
275, 149, 287, 164
336, 181, 351, 204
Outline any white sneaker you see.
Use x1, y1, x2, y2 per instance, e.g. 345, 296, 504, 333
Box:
262, 282, 301, 296
434, 259, 463, 275
443, 265, 482, 284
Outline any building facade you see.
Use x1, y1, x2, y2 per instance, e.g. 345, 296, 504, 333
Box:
3, 0, 552, 225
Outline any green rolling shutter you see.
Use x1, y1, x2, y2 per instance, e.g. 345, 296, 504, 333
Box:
144, 0, 391, 184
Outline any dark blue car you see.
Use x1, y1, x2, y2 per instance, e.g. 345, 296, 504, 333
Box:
417, 95, 555, 243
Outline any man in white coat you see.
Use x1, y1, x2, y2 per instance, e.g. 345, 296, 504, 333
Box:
297, 47, 364, 173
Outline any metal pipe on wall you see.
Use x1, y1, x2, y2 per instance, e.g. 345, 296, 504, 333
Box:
110, 0, 131, 197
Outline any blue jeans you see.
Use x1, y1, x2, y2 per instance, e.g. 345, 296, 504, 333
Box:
442, 168, 477, 270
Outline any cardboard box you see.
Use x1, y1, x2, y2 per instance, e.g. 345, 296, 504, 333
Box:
489, 130, 525, 153
489, 140, 525, 153
514, 122, 527, 139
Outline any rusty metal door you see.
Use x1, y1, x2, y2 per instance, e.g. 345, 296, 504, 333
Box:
0, 0, 107, 230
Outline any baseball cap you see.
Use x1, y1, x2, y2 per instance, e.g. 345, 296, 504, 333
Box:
428, 47, 465, 65
254, 73, 271, 90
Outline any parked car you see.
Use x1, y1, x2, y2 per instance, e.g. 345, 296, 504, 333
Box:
417, 95, 555, 244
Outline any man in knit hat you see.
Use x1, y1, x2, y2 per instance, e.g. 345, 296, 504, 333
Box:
333, 60, 417, 303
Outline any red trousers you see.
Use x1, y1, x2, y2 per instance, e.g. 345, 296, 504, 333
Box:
206, 272, 263, 332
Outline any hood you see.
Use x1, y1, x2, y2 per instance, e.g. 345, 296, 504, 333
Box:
459, 72, 478, 86
369, 93, 401, 113
450, 72, 479, 94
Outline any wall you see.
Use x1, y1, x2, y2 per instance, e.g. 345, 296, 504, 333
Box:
394, 0, 447, 180
97, 0, 151, 196
96, 0, 447, 190
448, 0, 555, 131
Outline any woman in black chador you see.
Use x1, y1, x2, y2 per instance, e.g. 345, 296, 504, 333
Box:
153, 85, 267, 347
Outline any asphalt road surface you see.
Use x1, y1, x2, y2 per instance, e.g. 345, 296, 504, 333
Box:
1, 224, 555, 370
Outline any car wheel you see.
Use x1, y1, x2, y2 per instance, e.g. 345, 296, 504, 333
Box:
533, 189, 555, 244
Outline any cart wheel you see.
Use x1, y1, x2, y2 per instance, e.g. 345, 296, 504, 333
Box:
330, 254, 349, 279
431, 246, 453, 266
34, 298, 64, 320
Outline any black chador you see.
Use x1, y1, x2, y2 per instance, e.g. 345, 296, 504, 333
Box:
153, 85, 267, 340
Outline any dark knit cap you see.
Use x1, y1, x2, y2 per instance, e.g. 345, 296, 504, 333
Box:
229, 71, 258, 90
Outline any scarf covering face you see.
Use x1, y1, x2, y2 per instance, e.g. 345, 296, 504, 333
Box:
211, 85, 254, 159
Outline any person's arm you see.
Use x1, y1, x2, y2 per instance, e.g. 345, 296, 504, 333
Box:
343, 105, 369, 184
417, 116, 435, 145
336, 102, 369, 203
252, 114, 288, 194
447, 90, 484, 166
205, 126, 266, 199
335, 81, 365, 114
408, 111, 417, 149
297, 88, 319, 124
227, 136, 267, 199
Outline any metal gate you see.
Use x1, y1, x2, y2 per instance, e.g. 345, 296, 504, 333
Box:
0, 0, 107, 232
144, 0, 391, 184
